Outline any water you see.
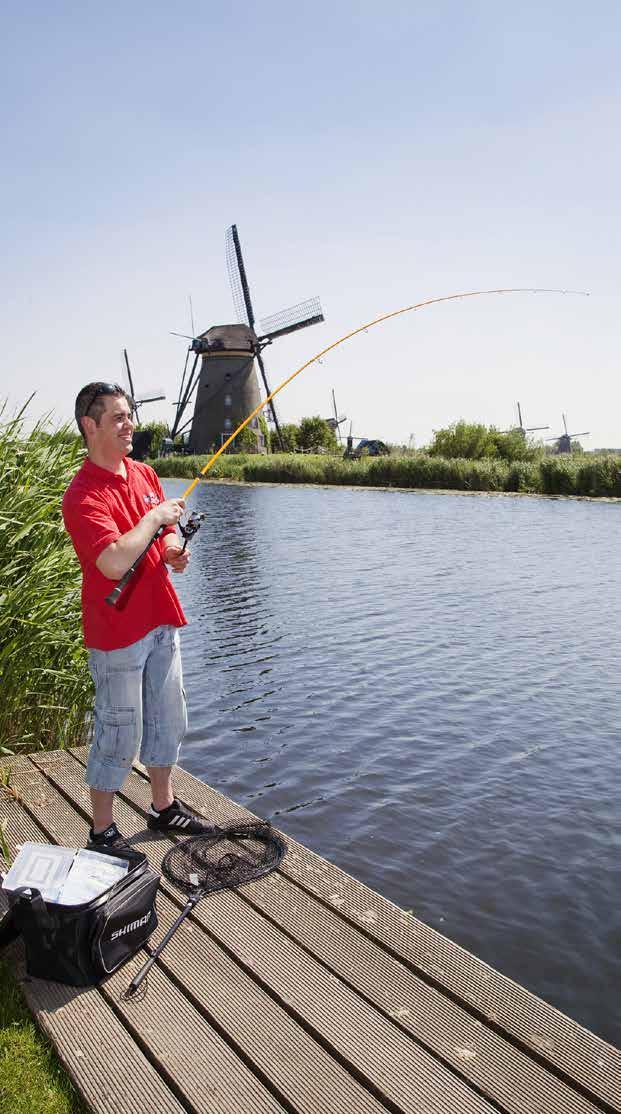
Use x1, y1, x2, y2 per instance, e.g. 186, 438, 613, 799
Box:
164, 478, 621, 1045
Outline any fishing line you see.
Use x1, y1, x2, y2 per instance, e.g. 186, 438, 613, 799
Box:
105, 286, 588, 606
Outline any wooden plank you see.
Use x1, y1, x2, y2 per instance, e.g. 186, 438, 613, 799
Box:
101, 958, 286, 1114
37, 749, 503, 1114
0, 785, 186, 1114
9, 757, 390, 1114
57, 757, 608, 1114
107, 749, 621, 1112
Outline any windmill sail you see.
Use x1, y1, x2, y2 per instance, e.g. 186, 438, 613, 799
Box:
259, 297, 324, 342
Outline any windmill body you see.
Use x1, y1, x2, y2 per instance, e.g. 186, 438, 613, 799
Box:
187, 325, 265, 453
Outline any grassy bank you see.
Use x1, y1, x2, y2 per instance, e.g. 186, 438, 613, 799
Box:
0, 959, 88, 1114
0, 405, 92, 757
153, 450, 621, 498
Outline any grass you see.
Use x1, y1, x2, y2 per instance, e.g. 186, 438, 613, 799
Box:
0, 402, 93, 756
0, 959, 88, 1114
152, 449, 621, 497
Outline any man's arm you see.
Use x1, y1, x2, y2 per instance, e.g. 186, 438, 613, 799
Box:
95, 499, 185, 580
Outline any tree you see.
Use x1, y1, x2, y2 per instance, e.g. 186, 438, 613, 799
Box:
297, 416, 338, 453
428, 420, 540, 462
277, 423, 300, 453
428, 421, 495, 459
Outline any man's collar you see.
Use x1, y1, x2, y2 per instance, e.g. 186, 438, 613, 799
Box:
83, 456, 135, 481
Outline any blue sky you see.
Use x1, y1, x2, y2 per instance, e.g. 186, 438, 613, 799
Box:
2, 2, 620, 447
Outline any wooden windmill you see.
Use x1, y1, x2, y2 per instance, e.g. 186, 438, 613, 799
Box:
502, 401, 549, 439
545, 413, 590, 454
170, 225, 324, 453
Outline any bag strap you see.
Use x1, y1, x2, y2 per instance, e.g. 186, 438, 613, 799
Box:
0, 902, 20, 949
1, 888, 56, 950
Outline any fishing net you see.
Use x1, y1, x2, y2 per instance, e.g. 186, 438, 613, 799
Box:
125, 820, 287, 998
161, 821, 287, 896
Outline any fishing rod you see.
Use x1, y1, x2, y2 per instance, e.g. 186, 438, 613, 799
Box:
104, 286, 588, 607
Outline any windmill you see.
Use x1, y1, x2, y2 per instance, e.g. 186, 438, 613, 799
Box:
501, 401, 549, 439
122, 349, 165, 420
325, 389, 347, 443
545, 413, 590, 454
122, 349, 166, 461
170, 224, 324, 453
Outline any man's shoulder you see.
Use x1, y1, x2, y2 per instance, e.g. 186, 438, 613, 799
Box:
62, 461, 112, 512
127, 459, 160, 490
62, 462, 90, 507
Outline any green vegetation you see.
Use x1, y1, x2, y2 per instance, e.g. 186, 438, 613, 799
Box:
152, 448, 621, 497
0, 958, 88, 1114
428, 420, 542, 462
0, 403, 92, 756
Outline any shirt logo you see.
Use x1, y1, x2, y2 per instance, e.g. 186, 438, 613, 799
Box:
143, 492, 159, 506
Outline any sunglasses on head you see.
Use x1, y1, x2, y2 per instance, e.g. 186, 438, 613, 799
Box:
76, 383, 126, 418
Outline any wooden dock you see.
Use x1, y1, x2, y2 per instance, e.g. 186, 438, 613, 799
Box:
1, 746, 619, 1114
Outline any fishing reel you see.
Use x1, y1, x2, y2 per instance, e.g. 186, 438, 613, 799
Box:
178, 511, 205, 552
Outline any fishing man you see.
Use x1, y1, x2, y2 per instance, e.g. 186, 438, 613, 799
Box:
63, 382, 212, 854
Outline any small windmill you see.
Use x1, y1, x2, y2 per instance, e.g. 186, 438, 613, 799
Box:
122, 349, 166, 461
325, 389, 347, 443
170, 224, 324, 453
122, 349, 165, 420
545, 413, 590, 454
502, 401, 549, 439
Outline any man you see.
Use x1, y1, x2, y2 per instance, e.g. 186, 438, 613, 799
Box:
63, 381, 211, 854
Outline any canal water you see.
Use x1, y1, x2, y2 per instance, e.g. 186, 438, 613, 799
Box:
164, 478, 621, 1045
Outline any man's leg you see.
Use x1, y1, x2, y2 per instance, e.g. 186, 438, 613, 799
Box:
86, 636, 149, 846
147, 765, 174, 812
141, 627, 213, 834
90, 787, 116, 833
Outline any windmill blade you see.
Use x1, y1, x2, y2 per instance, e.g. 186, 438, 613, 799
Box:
225, 224, 255, 328
123, 349, 138, 417
517, 401, 523, 429
524, 425, 550, 432
332, 388, 338, 423
170, 351, 200, 439
256, 349, 284, 450
258, 297, 324, 342
134, 392, 165, 405
568, 431, 590, 438
562, 413, 569, 435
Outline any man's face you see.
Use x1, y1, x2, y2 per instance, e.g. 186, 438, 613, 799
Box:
85, 394, 135, 457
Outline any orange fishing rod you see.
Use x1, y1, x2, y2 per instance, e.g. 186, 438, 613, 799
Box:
105, 286, 588, 606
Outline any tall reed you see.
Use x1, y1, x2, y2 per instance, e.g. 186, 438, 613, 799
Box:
0, 403, 92, 754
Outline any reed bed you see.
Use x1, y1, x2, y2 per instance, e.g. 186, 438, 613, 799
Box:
153, 451, 621, 497
0, 406, 91, 755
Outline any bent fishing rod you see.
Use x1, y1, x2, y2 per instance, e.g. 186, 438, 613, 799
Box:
104, 286, 588, 607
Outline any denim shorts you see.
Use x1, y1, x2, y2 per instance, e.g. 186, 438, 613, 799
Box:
86, 625, 188, 793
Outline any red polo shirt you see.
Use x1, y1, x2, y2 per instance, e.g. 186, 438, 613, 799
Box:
62, 457, 187, 650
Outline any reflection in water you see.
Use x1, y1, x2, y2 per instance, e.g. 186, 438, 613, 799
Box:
164, 479, 621, 1044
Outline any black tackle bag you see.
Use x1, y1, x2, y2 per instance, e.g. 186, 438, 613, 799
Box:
0, 851, 160, 986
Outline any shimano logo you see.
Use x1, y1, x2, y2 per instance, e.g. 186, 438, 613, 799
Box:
110, 909, 152, 941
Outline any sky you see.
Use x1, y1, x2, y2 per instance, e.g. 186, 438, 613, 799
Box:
2, 1, 620, 449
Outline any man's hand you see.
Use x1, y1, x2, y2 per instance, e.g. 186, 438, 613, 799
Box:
163, 543, 190, 573
154, 498, 186, 527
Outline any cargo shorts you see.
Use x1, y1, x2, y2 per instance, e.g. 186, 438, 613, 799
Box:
86, 625, 188, 793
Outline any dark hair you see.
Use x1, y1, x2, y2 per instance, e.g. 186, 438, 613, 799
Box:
74, 383, 131, 441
